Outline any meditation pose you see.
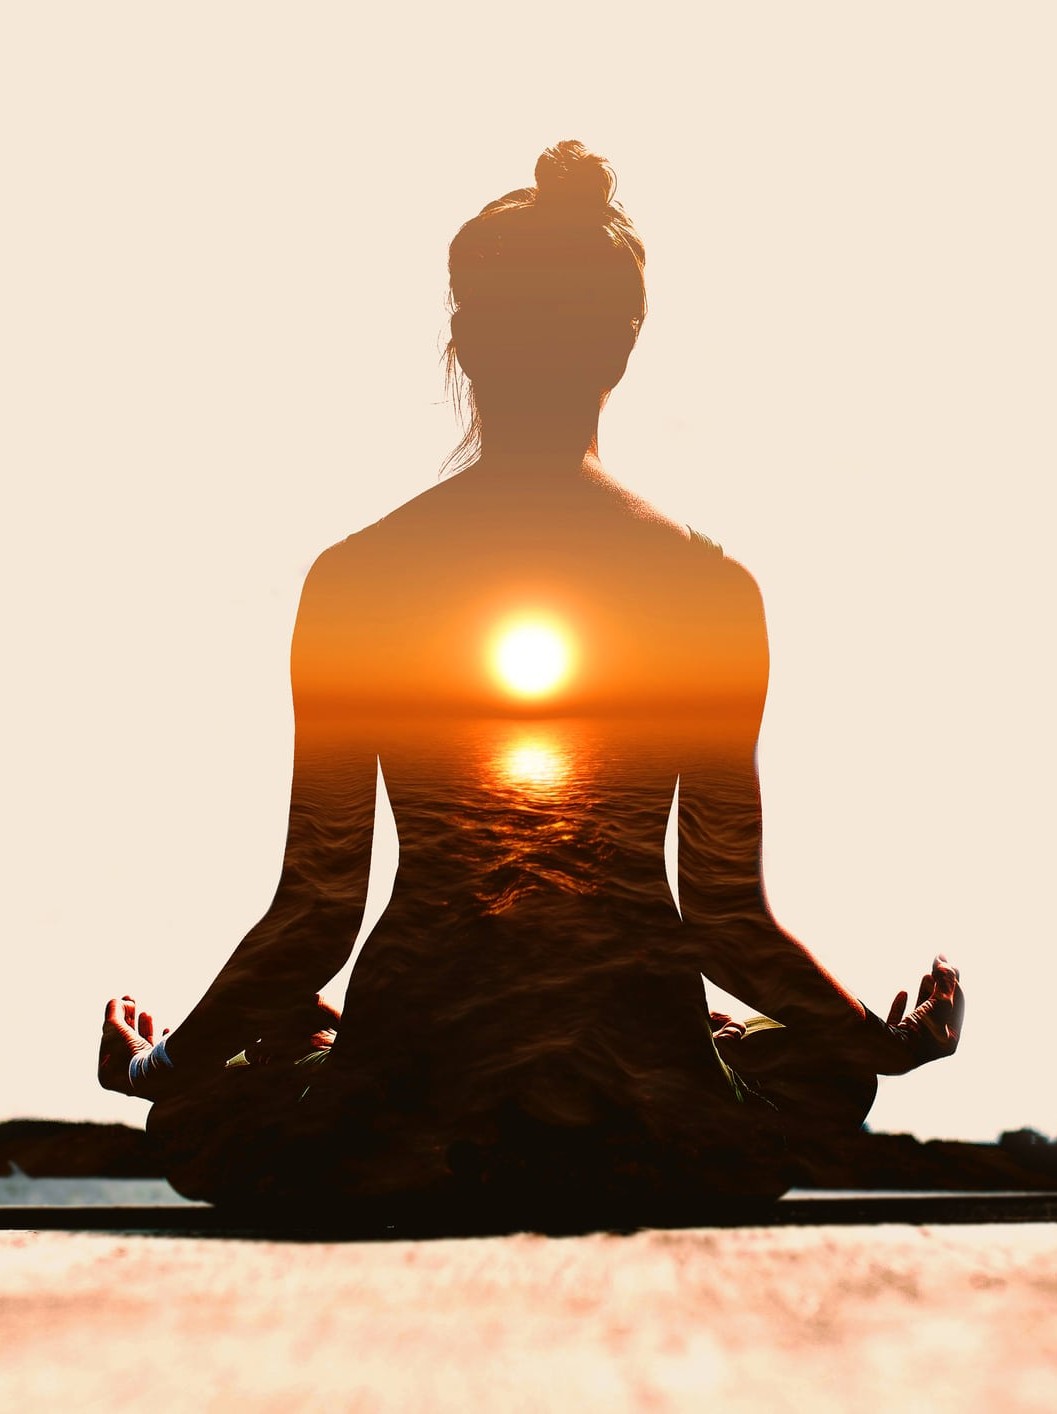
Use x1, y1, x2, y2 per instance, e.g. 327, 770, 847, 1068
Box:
99, 142, 963, 1221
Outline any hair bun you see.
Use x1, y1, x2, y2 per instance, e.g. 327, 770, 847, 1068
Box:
534, 140, 615, 215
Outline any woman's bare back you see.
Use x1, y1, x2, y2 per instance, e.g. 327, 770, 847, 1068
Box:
286, 465, 771, 1175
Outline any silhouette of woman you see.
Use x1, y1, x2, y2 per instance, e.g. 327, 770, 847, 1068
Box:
99, 142, 963, 1222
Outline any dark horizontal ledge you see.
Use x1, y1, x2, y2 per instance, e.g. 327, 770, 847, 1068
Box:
2, 1191, 1056, 1240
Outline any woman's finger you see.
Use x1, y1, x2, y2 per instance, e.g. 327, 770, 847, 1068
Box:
931, 961, 959, 1004
886, 991, 908, 1026
137, 1011, 154, 1044
915, 974, 932, 1008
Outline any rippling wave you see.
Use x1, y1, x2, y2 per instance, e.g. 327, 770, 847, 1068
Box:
282, 715, 769, 1187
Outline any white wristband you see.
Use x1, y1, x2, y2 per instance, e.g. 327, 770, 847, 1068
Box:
128, 1036, 175, 1093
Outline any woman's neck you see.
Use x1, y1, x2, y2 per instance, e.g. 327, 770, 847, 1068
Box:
476, 393, 603, 474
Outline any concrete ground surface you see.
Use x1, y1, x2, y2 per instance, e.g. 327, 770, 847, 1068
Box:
2, 1223, 1057, 1412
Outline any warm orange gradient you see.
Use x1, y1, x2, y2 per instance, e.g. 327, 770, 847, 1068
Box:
289, 486, 768, 732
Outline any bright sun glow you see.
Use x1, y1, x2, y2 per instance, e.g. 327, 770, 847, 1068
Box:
492, 618, 574, 699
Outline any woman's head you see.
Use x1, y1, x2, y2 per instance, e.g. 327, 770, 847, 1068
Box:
444, 141, 646, 470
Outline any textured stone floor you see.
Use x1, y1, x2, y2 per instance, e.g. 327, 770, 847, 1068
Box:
2, 1223, 1056, 1411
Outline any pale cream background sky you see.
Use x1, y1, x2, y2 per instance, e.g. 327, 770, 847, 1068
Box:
4, 4, 1054, 1141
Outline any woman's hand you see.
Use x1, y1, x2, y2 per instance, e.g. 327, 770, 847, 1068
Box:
709, 957, 964, 1080
98, 996, 165, 1096
881, 954, 964, 1074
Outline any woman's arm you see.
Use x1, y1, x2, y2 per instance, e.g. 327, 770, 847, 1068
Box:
107, 543, 379, 1086
676, 558, 962, 1075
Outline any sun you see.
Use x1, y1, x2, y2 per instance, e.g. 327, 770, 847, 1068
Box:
491, 617, 574, 699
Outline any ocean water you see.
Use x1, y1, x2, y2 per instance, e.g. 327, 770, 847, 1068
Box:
0, 1174, 201, 1207
273, 713, 772, 1189
296, 712, 761, 968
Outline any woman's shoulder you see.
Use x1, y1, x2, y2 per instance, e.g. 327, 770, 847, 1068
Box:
307, 484, 441, 567
330, 473, 485, 555
686, 526, 758, 585
679, 532, 767, 642
302, 480, 763, 616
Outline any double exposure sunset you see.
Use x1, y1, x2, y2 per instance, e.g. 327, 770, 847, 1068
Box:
112, 136, 968, 1221
289, 513, 768, 736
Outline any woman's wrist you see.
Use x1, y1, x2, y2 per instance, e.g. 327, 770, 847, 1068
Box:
128, 1035, 176, 1097
857, 1002, 917, 1075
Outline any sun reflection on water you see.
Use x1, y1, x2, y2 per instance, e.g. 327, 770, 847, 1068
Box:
492, 731, 571, 795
